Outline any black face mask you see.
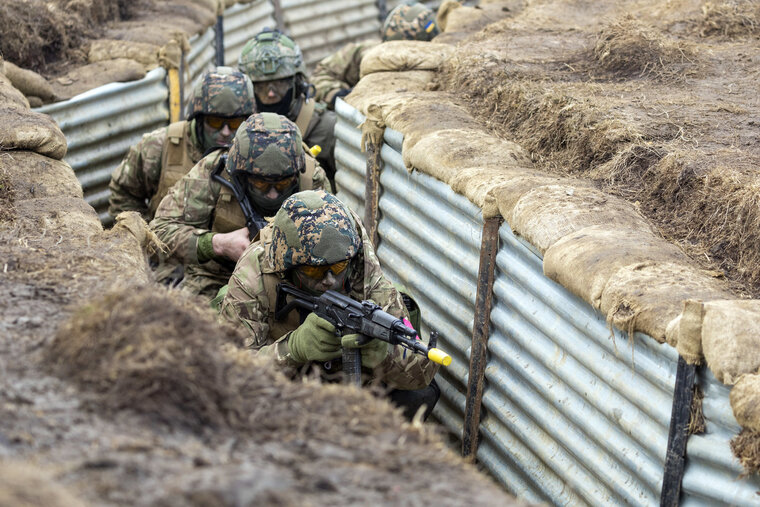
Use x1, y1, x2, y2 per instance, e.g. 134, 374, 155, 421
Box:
246, 179, 299, 217
255, 89, 293, 118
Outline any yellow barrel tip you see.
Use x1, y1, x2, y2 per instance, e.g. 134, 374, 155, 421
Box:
428, 348, 452, 366
309, 144, 322, 157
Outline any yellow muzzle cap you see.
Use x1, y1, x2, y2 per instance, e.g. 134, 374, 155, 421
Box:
427, 348, 452, 366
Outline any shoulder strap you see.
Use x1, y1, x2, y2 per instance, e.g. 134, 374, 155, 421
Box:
295, 98, 316, 135
298, 154, 317, 190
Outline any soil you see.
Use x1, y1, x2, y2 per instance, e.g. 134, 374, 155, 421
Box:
437, 0, 760, 298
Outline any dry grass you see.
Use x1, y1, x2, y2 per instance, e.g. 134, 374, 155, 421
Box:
731, 428, 760, 476
700, 0, 760, 38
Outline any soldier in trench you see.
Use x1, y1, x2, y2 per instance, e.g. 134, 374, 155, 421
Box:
149, 112, 331, 299
217, 189, 441, 420
311, 2, 440, 109
237, 29, 338, 188
108, 67, 256, 283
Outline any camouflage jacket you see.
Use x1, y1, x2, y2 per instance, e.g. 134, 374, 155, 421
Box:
218, 215, 439, 390
302, 105, 337, 179
149, 150, 330, 298
311, 40, 380, 107
108, 120, 204, 221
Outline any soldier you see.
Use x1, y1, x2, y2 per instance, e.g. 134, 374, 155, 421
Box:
150, 113, 331, 299
218, 190, 440, 419
108, 66, 255, 222
312, 2, 440, 109
237, 29, 338, 187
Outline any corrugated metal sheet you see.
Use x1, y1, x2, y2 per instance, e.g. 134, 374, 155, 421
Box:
186, 29, 217, 106
35, 68, 169, 225
334, 98, 760, 506
223, 0, 277, 67
385, 0, 442, 12
280, 0, 381, 68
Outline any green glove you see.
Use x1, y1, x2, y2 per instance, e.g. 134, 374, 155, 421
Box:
341, 334, 390, 370
287, 313, 342, 364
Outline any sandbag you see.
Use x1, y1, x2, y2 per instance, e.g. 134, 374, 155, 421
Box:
13, 197, 102, 240
0, 151, 82, 200
51, 59, 146, 100
0, 72, 30, 109
731, 374, 760, 432
600, 262, 732, 343
360, 41, 455, 78
0, 106, 67, 159
346, 70, 436, 114
437, 0, 462, 32
88, 39, 160, 70
510, 185, 653, 254
701, 300, 760, 384
3, 61, 57, 103
665, 299, 705, 364
543, 224, 689, 310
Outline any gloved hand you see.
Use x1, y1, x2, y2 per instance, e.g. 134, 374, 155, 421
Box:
341, 334, 390, 370
287, 313, 342, 364
329, 87, 352, 108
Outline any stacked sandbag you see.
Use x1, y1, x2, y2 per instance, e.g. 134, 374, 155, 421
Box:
346, 5, 760, 474
3, 61, 58, 107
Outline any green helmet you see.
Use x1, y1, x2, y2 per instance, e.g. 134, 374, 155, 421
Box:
382, 3, 439, 42
269, 190, 362, 272
237, 29, 307, 83
226, 112, 305, 179
188, 66, 255, 121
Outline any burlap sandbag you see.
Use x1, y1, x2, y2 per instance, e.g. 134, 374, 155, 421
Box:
0, 462, 87, 507
600, 262, 732, 343
665, 299, 705, 364
510, 185, 653, 254
731, 374, 760, 432
3, 61, 57, 103
360, 41, 455, 78
0, 151, 82, 200
51, 59, 146, 100
437, 0, 462, 32
404, 128, 531, 183
346, 70, 436, 114
0, 106, 67, 159
13, 197, 102, 240
0, 72, 30, 109
543, 224, 689, 310
489, 174, 595, 220
88, 39, 160, 70
700, 300, 760, 384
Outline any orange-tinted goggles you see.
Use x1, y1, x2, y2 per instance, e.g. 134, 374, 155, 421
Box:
297, 260, 350, 279
205, 116, 245, 130
248, 176, 297, 193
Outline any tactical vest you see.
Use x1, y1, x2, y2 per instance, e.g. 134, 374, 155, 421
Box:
149, 121, 197, 217
211, 154, 319, 234
294, 98, 316, 136
256, 227, 303, 340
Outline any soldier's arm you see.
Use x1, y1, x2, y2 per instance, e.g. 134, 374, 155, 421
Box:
108, 128, 166, 221
311, 42, 371, 106
311, 161, 333, 194
149, 153, 222, 265
218, 244, 273, 349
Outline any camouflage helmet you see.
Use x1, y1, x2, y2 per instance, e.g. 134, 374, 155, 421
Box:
188, 66, 255, 120
237, 29, 307, 82
226, 112, 305, 179
269, 190, 362, 271
382, 3, 439, 41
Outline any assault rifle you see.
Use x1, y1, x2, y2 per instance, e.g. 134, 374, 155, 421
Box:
274, 283, 451, 385
210, 153, 267, 241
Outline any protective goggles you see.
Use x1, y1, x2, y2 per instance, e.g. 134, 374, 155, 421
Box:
247, 176, 297, 193
257, 78, 291, 96
296, 260, 350, 279
205, 116, 246, 130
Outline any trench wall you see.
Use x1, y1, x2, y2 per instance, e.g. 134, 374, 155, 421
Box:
31, 1, 760, 505
335, 98, 760, 507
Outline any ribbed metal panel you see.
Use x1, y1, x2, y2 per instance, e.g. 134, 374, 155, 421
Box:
186, 29, 217, 105
681, 368, 760, 505
223, 0, 277, 67
35, 68, 169, 225
280, 0, 381, 68
333, 99, 760, 505
385, 0, 442, 12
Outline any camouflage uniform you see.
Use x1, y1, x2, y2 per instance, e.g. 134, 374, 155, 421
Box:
311, 40, 380, 107
108, 67, 255, 222
150, 113, 331, 299
311, 3, 439, 108
219, 190, 438, 390
237, 30, 338, 184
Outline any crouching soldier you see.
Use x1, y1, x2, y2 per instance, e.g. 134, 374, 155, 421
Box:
150, 113, 331, 299
218, 190, 440, 419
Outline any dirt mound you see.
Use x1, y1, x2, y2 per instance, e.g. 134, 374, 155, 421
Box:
699, 0, 760, 37
437, 0, 760, 297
